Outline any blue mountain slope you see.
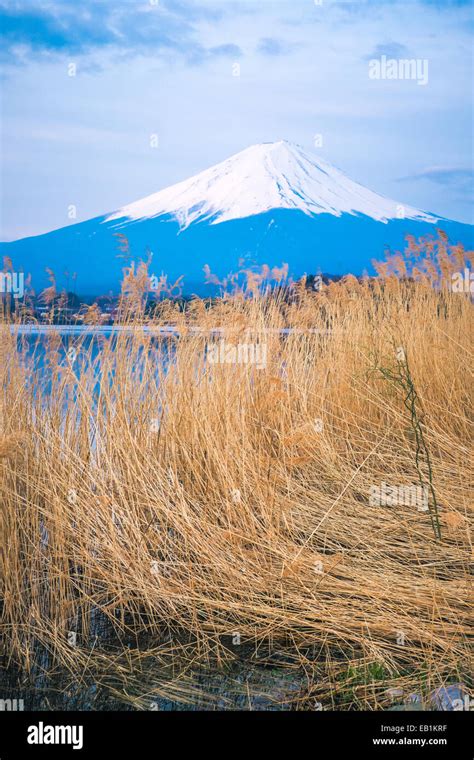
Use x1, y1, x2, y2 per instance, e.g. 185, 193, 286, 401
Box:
1, 210, 471, 296
1, 141, 472, 296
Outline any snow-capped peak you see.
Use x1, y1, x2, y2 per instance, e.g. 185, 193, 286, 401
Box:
105, 140, 438, 228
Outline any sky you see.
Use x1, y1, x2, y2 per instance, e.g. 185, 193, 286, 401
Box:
0, 0, 472, 241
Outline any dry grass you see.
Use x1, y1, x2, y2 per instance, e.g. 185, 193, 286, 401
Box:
0, 236, 472, 710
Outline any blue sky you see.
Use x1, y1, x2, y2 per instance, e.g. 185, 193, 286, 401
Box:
0, 0, 472, 240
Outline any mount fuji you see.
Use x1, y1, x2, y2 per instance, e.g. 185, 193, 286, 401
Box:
2, 141, 472, 295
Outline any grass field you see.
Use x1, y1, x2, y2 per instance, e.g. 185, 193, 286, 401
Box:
0, 234, 472, 710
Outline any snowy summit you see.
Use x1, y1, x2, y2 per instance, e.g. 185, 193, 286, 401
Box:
105, 140, 439, 229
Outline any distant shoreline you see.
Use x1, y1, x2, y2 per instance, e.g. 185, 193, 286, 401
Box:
9, 324, 338, 336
